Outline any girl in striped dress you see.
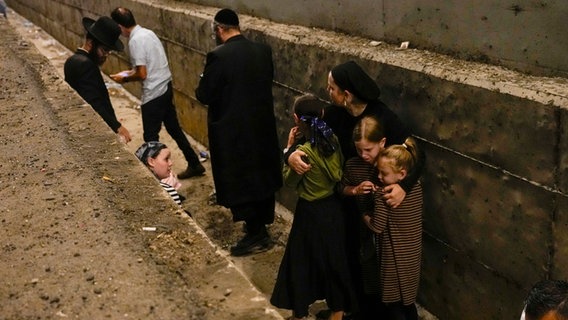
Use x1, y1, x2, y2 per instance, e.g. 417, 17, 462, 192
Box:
365, 137, 423, 320
340, 115, 386, 317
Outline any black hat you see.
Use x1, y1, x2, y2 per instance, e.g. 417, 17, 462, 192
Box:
82, 16, 124, 51
331, 61, 380, 102
214, 8, 239, 26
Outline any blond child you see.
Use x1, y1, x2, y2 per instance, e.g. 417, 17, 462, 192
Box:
364, 137, 423, 320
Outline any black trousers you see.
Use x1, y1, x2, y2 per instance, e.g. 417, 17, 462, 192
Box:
230, 195, 275, 234
141, 82, 200, 168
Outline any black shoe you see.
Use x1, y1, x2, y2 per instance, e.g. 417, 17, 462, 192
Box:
230, 230, 271, 256
178, 163, 205, 179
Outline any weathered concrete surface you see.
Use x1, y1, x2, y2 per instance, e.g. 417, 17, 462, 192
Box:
0, 15, 283, 320
5, 0, 568, 319
184, 0, 568, 78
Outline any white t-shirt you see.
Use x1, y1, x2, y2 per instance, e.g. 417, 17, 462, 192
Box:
128, 25, 172, 104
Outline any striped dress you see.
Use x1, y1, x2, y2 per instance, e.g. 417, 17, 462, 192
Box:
371, 182, 423, 305
341, 157, 382, 294
341, 157, 379, 215
160, 182, 182, 206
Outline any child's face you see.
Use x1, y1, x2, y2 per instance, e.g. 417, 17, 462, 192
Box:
148, 148, 173, 180
355, 138, 384, 165
377, 157, 405, 185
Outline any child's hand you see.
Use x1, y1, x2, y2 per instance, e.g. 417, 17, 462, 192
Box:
362, 214, 372, 228
162, 172, 182, 190
352, 180, 378, 195
287, 126, 301, 147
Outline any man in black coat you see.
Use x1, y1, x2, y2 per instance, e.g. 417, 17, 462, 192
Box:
196, 8, 282, 256
64, 16, 132, 143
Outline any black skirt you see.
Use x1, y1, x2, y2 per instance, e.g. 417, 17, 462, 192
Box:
270, 195, 358, 317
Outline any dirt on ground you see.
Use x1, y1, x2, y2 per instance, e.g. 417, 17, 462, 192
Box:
0, 10, 306, 320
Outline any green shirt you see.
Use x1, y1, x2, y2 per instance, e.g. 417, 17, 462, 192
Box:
283, 136, 344, 201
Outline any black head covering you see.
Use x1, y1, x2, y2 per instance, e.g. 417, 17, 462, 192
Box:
214, 8, 239, 26
82, 16, 124, 51
331, 60, 380, 102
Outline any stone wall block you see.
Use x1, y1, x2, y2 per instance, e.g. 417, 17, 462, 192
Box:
257, 33, 348, 96
271, 86, 296, 145
420, 235, 528, 320
379, 66, 558, 188
552, 195, 568, 279
560, 107, 568, 193
174, 94, 208, 145
57, 4, 80, 47
190, 0, 568, 78
160, 6, 213, 53
422, 145, 552, 283
165, 42, 202, 96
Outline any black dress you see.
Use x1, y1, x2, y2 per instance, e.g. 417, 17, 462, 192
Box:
270, 196, 358, 317
271, 143, 357, 318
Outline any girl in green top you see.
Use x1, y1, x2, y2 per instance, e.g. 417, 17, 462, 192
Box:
271, 94, 357, 320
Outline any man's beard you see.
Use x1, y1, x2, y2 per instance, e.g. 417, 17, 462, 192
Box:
215, 34, 223, 46
88, 44, 106, 66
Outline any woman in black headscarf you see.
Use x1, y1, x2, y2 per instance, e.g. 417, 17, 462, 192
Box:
287, 61, 424, 319
289, 60, 422, 206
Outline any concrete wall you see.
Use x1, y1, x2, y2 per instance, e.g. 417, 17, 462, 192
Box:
185, 0, 568, 79
6, 0, 568, 319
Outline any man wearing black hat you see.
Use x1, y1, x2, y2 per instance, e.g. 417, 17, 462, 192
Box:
196, 8, 283, 256
110, 7, 205, 179
64, 16, 132, 143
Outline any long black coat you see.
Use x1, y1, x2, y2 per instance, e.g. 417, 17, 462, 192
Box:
196, 35, 282, 207
64, 49, 122, 132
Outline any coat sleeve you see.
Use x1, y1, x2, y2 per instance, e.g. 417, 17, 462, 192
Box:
195, 51, 223, 106
65, 59, 122, 132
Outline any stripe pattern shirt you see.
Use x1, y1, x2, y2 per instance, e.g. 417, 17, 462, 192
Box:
370, 182, 423, 305
160, 182, 182, 206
